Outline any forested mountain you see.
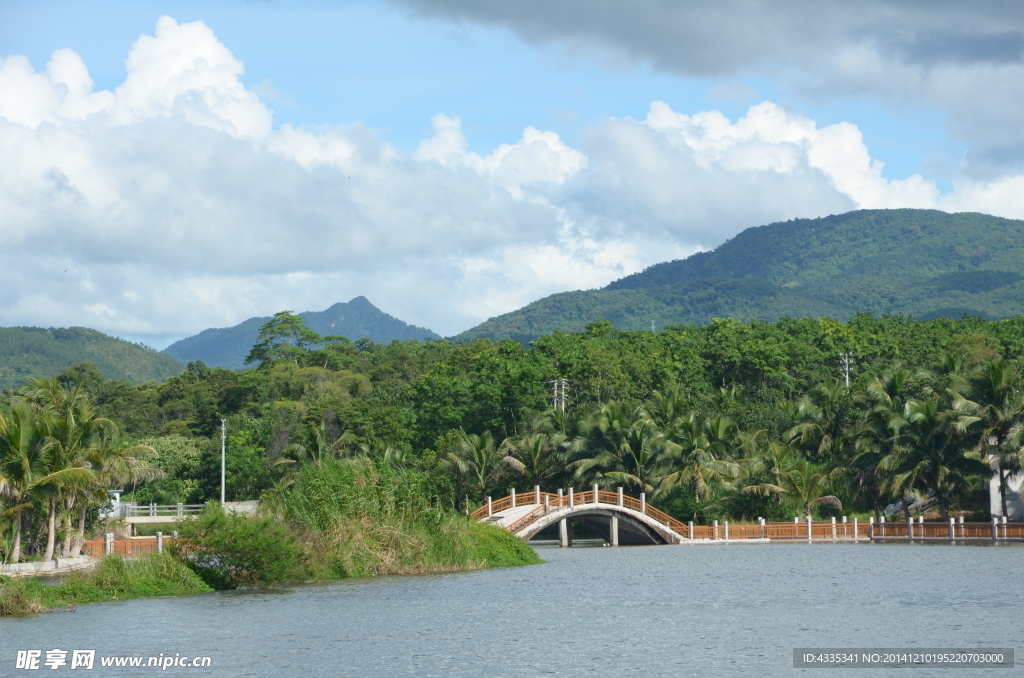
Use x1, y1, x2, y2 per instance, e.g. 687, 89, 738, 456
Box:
163, 296, 440, 369
0, 326, 183, 390
456, 209, 1024, 342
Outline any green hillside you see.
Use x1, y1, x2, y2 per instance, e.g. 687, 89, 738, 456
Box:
456, 209, 1024, 342
164, 296, 440, 369
0, 326, 183, 391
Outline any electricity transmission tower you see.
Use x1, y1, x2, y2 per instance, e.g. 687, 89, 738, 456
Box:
839, 353, 851, 388
548, 378, 569, 412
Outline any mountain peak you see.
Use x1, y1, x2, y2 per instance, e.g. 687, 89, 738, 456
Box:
163, 298, 440, 369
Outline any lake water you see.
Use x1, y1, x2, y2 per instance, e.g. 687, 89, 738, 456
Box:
2, 541, 1020, 676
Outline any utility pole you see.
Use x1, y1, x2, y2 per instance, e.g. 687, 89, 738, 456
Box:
840, 353, 851, 389
651, 320, 656, 333
220, 418, 226, 504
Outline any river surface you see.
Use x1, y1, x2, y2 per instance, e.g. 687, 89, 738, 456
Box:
2, 541, 1020, 676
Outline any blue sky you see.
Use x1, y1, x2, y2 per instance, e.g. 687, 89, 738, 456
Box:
3, 0, 953, 178
0, 0, 1021, 342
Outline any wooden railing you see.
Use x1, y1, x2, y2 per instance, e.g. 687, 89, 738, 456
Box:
473, 489, 1024, 543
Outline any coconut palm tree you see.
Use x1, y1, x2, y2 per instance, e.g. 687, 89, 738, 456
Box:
779, 460, 842, 518
659, 412, 739, 502
883, 398, 989, 519
785, 383, 847, 459
0, 402, 50, 562
504, 432, 567, 489
954, 358, 1024, 517
444, 431, 509, 503
595, 422, 667, 496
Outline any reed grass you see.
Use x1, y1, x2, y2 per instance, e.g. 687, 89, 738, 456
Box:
272, 457, 541, 576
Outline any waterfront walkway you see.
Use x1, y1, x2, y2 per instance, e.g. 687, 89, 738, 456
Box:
473, 488, 1024, 545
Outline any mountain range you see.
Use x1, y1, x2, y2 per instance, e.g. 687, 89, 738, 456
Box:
162, 296, 440, 369
455, 209, 1024, 343
4, 209, 1024, 387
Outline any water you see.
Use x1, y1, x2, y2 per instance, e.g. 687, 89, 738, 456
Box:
3, 542, 1021, 676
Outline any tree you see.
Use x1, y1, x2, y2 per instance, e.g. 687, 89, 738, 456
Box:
954, 358, 1024, 517
504, 432, 567, 489
659, 412, 739, 503
245, 311, 322, 367
779, 460, 842, 518
443, 431, 508, 503
883, 398, 988, 518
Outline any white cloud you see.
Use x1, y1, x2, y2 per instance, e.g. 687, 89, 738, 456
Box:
1, 16, 1022, 344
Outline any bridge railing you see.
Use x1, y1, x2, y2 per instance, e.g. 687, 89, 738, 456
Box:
476, 490, 1024, 542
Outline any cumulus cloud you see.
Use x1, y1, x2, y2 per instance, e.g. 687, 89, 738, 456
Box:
1, 16, 1022, 343
390, 0, 1024, 174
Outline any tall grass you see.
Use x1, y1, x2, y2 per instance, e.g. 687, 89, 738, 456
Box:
272, 457, 540, 576
0, 554, 211, 616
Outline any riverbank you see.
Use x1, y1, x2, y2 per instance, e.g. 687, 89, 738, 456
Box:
0, 554, 212, 616
0, 520, 541, 617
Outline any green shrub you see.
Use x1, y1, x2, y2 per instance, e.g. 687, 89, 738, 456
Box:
0, 576, 44, 616
465, 522, 543, 568
173, 505, 309, 589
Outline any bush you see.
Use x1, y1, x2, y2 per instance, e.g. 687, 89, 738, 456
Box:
173, 505, 309, 589
465, 523, 543, 568
0, 576, 44, 616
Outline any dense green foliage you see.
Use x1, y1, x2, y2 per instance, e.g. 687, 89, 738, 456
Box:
0, 554, 211, 616
7, 309, 1024, 572
0, 326, 183, 391
174, 505, 309, 589
163, 296, 440, 369
458, 209, 1024, 342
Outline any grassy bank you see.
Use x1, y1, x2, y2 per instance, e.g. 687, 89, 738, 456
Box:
1, 459, 541, 616
0, 554, 212, 616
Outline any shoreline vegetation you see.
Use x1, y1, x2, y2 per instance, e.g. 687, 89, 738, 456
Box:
6, 311, 1024, 615
1, 458, 542, 617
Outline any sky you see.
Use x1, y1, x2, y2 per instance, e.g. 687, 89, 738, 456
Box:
2, 1, 1024, 347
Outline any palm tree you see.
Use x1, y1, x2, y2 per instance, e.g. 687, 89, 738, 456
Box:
596, 422, 667, 496
659, 412, 739, 503
779, 460, 842, 518
785, 383, 847, 458
444, 431, 508, 503
504, 432, 567, 489
737, 439, 798, 502
954, 358, 1024, 517
0, 402, 48, 562
883, 398, 989, 518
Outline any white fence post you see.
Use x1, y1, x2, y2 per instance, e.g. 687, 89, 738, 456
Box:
688, 520, 694, 540
713, 520, 719, 540
948, 517, 955, 541
535, 485, 540, 504
511, 489, 516, 509
104, 532, 113, 556
640, 493, 646, 514
723, 520, 729, 540
806, 515, 812, 542
617, 487, 623, 507
487, 497, 492, 517
156, 531, 163, 554
569, 488, 574, 508
853, 517, 858, 542
593, 484, 599, 503
831, 516, 837, 541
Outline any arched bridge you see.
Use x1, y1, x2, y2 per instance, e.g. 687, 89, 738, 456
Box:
472, 487, 691, 546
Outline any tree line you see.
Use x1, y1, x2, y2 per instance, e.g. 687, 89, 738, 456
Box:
5, 311, 1024, 560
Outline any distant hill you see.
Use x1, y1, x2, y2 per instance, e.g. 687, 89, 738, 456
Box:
163, 296, 441, 369
0, 326, 183, 391
456, 209, 1024, 342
